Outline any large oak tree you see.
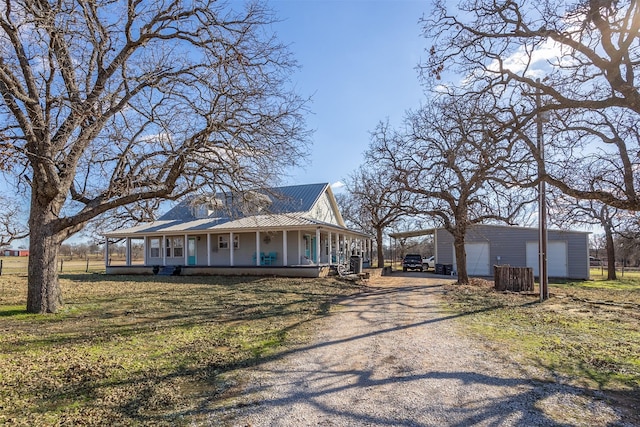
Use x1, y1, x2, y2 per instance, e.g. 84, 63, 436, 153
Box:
0, 0, 309, 313
370, 95, 532, 284
424, 0, 640, 211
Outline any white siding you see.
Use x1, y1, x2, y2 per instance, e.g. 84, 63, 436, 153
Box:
306, 192, 339, 225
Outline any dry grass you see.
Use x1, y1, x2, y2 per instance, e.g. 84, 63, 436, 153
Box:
0, 256, 108, 275
442, 277, 640, 422
0, 273, 363, 426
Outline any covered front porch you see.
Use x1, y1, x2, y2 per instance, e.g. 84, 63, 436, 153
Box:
105, 226, 372, 276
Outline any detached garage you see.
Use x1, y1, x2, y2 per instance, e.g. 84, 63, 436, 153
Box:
391, 224, 590, 280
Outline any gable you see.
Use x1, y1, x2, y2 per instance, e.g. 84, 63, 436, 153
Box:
304, 186, 345, 227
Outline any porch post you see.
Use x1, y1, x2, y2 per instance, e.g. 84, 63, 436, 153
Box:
363, 238, 367, 260
255, 231, 261, 266
125, 237, 131, 266
282, 230, 288, 266
104, 238, 109, 268
207, 233, 211, 266
184, 233, 188, 265
298, 230, 302, 264
162, 235, 167, 266
328, 231, 332, 266
229, 232, 235, 266
315, 228, 321, 265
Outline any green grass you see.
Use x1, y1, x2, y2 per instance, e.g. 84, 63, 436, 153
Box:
443, 278, 640, 396
589, 266, 640, 281
0, 273, 362, 426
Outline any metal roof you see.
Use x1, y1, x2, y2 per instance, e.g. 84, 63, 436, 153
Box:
159, 183, 329, 221
389, 229, 436, 239
105, 183, 370, 238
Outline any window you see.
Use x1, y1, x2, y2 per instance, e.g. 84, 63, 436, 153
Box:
172, 237, 184, 258
218, 235, 239, 249
149, 238, 160, 258
163, 237, 185, 258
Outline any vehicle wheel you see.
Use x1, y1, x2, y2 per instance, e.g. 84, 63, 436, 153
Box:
420, 267, 423, 272
403, 267, 407, 272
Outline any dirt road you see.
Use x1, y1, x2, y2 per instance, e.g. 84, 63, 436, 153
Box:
208, 275, 630, 426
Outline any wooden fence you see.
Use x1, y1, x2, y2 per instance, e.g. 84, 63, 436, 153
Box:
494, 265, 534, 292
0, 257, 108, 276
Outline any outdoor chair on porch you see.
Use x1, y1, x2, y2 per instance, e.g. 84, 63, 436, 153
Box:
263, 252, 277, 265
252, 252, 266, 265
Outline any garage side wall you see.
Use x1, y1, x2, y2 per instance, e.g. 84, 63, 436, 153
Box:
434, 225, 589, 279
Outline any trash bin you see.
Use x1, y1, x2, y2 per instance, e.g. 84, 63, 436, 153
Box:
443, 264, 453, 275
350, 255, 362, 274
435, 263, 444, 275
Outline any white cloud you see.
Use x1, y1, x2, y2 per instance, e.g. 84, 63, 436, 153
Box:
330, 181, 346, 190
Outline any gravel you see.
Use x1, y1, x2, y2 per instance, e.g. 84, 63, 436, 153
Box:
205, 275, 632, 426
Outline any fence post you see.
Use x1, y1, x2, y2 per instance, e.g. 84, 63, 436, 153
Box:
0, 259, 3, 276
60, 259, 63, 272
86, 257, 89, 273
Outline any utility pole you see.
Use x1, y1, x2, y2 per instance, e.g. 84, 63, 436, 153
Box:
537, 78, 549, 301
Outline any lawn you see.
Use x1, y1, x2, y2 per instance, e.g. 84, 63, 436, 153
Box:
0, 273, 362, 426
442, 275, 640, 420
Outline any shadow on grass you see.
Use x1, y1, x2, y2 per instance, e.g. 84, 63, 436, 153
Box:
5, 277, 637, 425
60, 273, 268, 285
114, 283, 640, 426
0, 307, 28, 317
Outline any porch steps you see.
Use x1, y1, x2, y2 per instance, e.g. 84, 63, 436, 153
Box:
157, 265, 182, 276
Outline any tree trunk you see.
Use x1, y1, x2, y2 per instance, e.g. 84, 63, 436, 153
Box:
376, 227, 385, 268
453, 234, 469, 285
604, 223, 617, 280
27, 206, 64, 314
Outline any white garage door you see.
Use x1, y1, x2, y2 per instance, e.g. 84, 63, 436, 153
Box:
454, 242, 490, 276
526, 241, 568, 278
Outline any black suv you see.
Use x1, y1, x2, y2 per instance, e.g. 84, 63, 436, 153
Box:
402, 254, 423, 272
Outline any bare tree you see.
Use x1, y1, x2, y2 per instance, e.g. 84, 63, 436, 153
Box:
549, 193, 623, 279
370, 96, 533, 284
0, 1, 309, 313
424, 0, 640, 211
615, 221, 640, 268
341, 152, 411, 268
0, 195, 28, 247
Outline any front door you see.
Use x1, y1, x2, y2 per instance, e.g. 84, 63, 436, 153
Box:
187, 237, 196, 266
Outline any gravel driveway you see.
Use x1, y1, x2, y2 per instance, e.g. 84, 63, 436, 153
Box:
207, 274, 631, 426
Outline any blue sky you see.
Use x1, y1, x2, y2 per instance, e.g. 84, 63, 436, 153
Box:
269, 0, 431, 189
2, 1, 433, 246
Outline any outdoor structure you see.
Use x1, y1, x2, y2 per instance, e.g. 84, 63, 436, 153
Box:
104, 183, 371, 277
391, 224, 590, 280
1, 249, 29, 257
